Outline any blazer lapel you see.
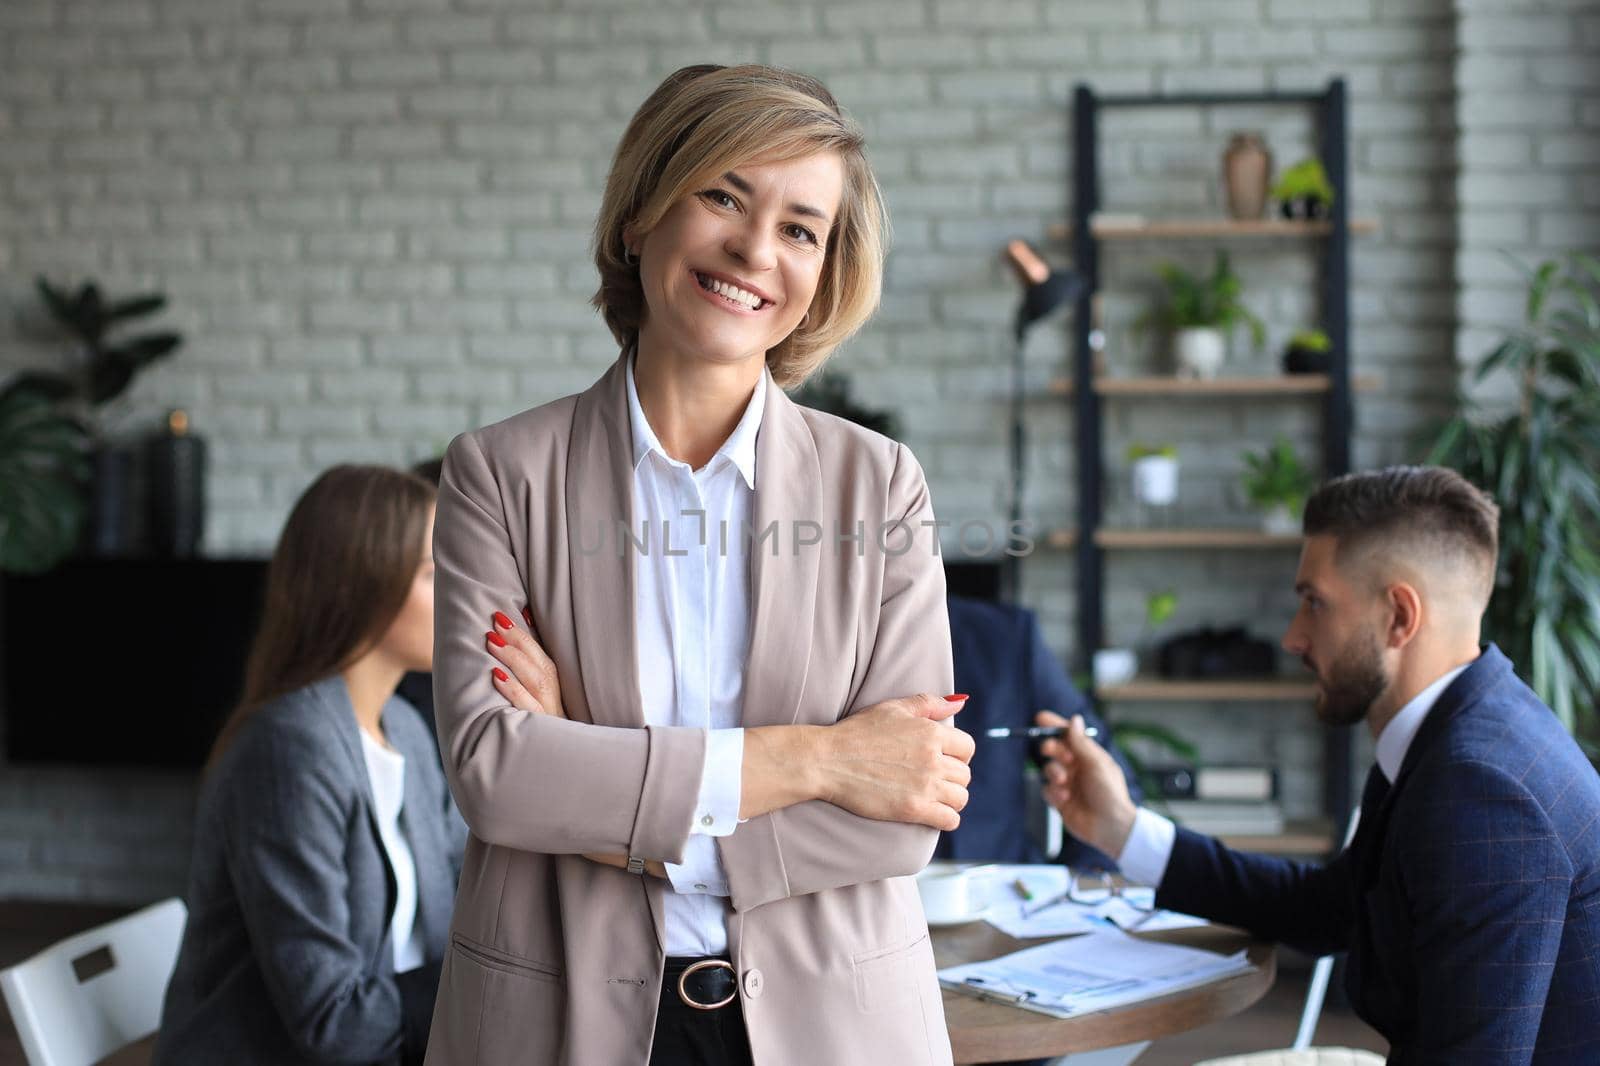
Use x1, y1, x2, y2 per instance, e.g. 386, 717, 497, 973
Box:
311, 677, 399, 930
564, 353, 646, 729
390, 702, 452, 952
1353, 649, 1499, 887
741, 380, 820, 728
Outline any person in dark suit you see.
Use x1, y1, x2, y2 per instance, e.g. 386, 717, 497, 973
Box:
938, 594, 1139, 870
155, 466, 466, 1066
1039, 466, 1600, 1064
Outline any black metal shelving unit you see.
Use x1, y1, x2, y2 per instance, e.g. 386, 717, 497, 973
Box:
1068, 80, 1358, 830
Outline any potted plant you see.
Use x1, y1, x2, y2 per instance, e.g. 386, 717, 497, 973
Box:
1092, 590, 1177, 692
1140, 252, 1265, 380
1272, 157, 1335, 220
1128, 443, 1179, 509
28, 277, 184, 554
1430, 253, 1600, 758
1283, 327, 1332, 374
0, 375, 91, 574
1240, 436, 1316, 534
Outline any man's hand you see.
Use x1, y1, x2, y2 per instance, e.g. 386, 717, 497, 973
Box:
1037, 711, 1138, 858
487, 606, 567, 718
810, 694, 975, 832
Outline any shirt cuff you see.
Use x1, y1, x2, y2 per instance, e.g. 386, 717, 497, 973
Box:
1116, 807, 1176, 888
689, 728, 743, 838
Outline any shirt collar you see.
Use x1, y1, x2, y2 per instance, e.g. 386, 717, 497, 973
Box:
1374, 662, 1471, 781
624, 351, 765, 490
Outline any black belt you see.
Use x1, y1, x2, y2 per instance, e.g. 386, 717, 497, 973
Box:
663, 955, 737, 1010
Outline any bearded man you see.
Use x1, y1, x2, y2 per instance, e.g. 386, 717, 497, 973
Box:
1038, 466, 1600, 1065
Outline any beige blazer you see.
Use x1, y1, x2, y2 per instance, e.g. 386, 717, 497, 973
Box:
425, 353, 955, 1066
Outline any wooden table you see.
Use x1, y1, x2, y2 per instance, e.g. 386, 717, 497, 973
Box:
935, 921, 1275, 1065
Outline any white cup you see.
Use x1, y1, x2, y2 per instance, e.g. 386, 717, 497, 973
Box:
918, 865, 998, 924
918, 870, 973, 924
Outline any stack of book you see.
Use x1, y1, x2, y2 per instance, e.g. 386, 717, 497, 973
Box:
1160, 765, 1284, 837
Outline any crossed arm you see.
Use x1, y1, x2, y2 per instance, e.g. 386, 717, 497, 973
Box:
433, 431, 974, 902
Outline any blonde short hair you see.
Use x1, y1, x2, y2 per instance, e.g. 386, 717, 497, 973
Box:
591, 64, 888, 390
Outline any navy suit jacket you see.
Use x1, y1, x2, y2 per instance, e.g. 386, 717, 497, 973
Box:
1157, 646, 1600, 1064
937, 595, 1141, 869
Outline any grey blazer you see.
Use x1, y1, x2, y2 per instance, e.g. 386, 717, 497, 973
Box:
155, 676, 466, 1066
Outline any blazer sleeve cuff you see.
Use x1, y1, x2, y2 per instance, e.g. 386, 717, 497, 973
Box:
628, 724, 708, 865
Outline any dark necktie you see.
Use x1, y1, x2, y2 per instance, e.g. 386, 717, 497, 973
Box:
1361, 764, 1391, 816
1345, 764, 1392, 865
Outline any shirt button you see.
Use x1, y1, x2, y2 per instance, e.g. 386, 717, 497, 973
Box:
694, 883, 708, 892
743, 968, 764, 998
701, 814, 715, 828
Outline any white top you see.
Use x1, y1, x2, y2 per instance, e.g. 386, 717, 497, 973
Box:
625, 354, 755, 957
1116, 661, 1474, 888
358, 728, 425, 973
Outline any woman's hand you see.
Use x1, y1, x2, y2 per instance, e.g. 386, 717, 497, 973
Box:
486, 607, 567, 718
809, 694, 975, 831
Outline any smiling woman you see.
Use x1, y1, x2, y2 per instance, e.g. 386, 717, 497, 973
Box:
426, 65, 968, 1066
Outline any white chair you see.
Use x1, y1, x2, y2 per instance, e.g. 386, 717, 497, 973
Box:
1196, 1050, 1384, 1066
1, 898, 187, 1066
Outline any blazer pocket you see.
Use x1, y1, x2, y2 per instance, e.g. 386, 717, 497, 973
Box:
852, 932, 928, 1014
448, 935, 565, 1063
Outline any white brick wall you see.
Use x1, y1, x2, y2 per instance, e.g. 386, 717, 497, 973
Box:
0, 0, 1522, 901
1453, 0, 1600, 375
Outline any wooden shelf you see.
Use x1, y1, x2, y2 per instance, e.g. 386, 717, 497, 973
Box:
1048, 373, 1381, 397
1044, 528, 1077, 549
1045, 217, 1379, 241
1217, 819, 1335, 856
1097, 677, 1317, 701
1096, 528, 1303, 549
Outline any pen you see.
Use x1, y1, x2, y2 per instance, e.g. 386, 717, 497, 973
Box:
1012, 877, 1034, 902
984, 726, 1099, 739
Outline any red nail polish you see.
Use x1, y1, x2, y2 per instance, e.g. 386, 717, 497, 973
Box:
493, 611, 513, 630
520, 606, 532, 626
945, 694, 969, 702
493, 667, 509, 682
486, 630, 507, 647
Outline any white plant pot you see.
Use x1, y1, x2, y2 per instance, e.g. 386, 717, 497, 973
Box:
1093, 648, 1139, 690
1174, 327, 1226, 380
1261, 502, 1300, 535
1132, 455, 1180, 507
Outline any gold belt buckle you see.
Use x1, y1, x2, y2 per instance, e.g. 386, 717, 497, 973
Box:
677, 958, 737, 1011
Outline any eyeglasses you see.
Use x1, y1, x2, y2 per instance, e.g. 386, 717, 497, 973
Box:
1023, 872, 1157, 921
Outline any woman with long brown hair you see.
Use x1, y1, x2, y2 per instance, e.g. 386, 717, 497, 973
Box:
155, 465, 464, 1066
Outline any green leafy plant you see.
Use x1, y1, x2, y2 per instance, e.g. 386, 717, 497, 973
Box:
1288, 328, 1331, 352
0, 375, 90, 573
1127, 442, 1178, 461
1138, 252, 1265, 349
1240, 436, 1317, 514
1146, 589, 1178, 627
1272, 157, 1336, 205
27, 276, 183, 433
1429, 253, 1600, 755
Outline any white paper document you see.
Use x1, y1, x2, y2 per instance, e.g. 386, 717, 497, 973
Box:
938, 926, 1255, 1018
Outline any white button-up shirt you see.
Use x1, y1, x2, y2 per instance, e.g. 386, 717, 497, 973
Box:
1116, 661, 1475, 888
358, 729, 425, 973
625, 355, 755, 956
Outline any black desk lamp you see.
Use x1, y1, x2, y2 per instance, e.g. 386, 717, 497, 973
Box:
1003, 240, 1086, 599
